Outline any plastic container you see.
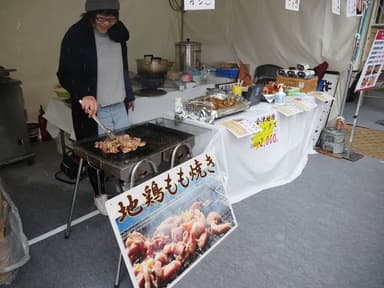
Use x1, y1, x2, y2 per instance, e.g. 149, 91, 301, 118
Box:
319, 127, 345, 154
320, 127, 345, 143
274, 84, 286, 105
174, 95, 184, 121
215, 68, 239, 79
232, 85, 242, 96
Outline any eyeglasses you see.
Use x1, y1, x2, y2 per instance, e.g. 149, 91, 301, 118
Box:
95, 16, 117, 25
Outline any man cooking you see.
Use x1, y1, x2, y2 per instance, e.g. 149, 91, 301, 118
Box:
57, 0, 135, 215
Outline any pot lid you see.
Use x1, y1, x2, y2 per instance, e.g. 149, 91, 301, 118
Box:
175, 38, 201, 47
0, 66, 16, 78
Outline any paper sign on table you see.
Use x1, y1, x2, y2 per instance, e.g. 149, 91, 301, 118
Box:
220, 118, 261, 138
106, 153, 237, 288
291, 97, 318, 111
307, 91, 333, 103
273, 103, 303, 117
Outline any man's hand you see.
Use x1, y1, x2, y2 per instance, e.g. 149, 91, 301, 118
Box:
80, 96, 98, 117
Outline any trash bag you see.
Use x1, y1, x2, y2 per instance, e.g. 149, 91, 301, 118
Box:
0, 178, 30, 286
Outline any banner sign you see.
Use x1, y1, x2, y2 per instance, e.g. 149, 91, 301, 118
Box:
332, 0, 341, 15
346, 0, 363, 17
251, 112, 279, 150
184, 0, 215, 10
355, 29, 384, 92
106, 153, 237, 288
285, 0, 300, 12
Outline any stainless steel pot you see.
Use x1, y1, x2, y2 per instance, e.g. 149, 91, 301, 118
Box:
175, 38, 202, 73
136, 57, 169, 79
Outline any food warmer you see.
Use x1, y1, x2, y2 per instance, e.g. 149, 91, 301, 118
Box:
182, 88, 250, 123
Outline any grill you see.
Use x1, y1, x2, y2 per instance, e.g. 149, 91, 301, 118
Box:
65, 118, 196, 238
73, 118, 195, 184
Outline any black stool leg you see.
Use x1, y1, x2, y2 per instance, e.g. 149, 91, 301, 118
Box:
64, 157, 84, 238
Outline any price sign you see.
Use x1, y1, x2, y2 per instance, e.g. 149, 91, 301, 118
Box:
184, 0, 215, 11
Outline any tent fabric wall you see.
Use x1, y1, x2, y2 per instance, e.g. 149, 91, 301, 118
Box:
0, 0, 179, 121
0, 0, 359, 124
183, 0, 360, 123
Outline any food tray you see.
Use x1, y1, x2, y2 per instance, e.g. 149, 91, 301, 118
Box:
183, 94, 250, 123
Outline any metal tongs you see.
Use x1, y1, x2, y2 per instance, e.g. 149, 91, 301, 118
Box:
78, 99, 116, 139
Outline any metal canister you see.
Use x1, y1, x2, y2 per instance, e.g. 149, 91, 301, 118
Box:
175, 38, 202, 73
320, 127, 345, 154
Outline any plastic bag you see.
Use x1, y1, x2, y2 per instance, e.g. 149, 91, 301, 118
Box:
0, 178, 30, 286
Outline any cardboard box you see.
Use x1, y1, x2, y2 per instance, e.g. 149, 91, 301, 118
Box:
276, 75, 318, 93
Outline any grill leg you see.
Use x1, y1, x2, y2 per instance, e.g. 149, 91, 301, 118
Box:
114, 253, 123, 288
116, 180, 125, 193
64, 157, 84, 239
170, 143, 192, 168
96, 167, 102, 194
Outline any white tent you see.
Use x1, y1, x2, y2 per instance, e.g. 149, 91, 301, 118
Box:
0, 0, 363, 123
182, 0, 364, 124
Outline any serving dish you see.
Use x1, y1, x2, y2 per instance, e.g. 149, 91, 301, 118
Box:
183, 93, 250, 123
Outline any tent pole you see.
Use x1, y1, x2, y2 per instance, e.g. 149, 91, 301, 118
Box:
343, 90, 364, 161
180, 0, 184, 41
339, 59, 356, 117
339, 0, 373, 116
340, 1, 374, 162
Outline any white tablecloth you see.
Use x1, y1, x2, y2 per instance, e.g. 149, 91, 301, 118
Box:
44, 98, 76, 140
201, 102, 322, 203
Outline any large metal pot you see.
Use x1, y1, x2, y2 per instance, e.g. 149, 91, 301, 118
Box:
136, 57, 169, 79
175, 38, 202, 73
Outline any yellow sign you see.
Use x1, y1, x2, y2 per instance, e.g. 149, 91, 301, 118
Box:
251, 112, 278, 149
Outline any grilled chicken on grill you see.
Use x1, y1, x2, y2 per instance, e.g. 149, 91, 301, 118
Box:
94, 134, 146, 154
